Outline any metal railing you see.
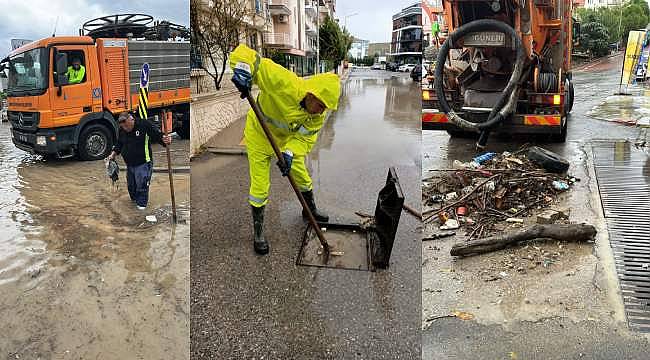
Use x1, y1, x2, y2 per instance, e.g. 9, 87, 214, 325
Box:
392, 6, 422, 20
264, 32, 292, 46
268, 0, 289, 6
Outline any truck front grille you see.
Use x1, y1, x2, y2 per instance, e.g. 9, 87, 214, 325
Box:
9, 111, 40, 132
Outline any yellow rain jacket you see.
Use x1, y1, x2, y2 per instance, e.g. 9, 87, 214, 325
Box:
229, 44, 341, 207
67, 65, 85, 84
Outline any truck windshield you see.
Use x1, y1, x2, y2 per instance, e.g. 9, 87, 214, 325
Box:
7, 47, 48, 96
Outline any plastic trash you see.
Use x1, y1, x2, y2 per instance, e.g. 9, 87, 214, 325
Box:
145, 215, 157, 223
440, 219, 460, 230
552, 180, 570, 191
473, 152, 497, 165
445, 192, 458, 201
106, 159, 119, 183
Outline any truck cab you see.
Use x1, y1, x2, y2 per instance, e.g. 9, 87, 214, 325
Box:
4, 36, 116, 160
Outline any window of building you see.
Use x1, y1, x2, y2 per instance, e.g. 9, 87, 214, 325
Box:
248, 33, 258, 51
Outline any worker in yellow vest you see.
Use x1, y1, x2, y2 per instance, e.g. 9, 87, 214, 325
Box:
67, 58, 85, 84
230, 44, 341, 255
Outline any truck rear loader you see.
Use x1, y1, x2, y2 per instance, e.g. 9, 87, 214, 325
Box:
422, 0, 579, 147
2, 33, 190, 160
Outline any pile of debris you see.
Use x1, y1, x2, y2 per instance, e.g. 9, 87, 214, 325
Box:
422, 147, 578, 241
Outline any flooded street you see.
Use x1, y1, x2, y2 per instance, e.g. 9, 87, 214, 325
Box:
0, 122, 190, 358
422, 54, 650, 358
191, 69, 421, 358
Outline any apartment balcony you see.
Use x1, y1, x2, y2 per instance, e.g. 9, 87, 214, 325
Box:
242, 13, 269, 30
305, 2, 318, 17
268, 0, 291, 15
264, 32, 292, 47
392, 5, 422, 21
306, 22, 317, 36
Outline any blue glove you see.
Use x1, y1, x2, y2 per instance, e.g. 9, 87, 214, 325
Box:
276, 150, 293, 177
232, 65, 252, 99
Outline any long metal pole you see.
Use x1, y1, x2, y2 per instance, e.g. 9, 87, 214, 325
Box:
245, 93, 330, 253
162, 110, 177, 223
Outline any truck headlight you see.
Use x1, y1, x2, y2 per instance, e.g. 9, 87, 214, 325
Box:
36, 136, 46, 146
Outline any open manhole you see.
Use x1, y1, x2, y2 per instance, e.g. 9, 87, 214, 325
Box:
297, 167, 404, 271
593, 141, 650, 332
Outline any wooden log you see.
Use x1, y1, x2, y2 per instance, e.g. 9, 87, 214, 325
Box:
450, 224, 597, 257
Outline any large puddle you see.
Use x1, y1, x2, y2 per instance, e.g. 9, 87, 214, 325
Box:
0, 122, 190, 357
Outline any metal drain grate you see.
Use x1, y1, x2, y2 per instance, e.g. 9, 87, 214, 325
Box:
593, 141, 650, 332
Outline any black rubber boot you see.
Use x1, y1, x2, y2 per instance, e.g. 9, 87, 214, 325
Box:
301, 190, 329, 223
251, 205, 269, 255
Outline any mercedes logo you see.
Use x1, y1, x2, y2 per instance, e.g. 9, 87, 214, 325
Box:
17, 113, 24, 127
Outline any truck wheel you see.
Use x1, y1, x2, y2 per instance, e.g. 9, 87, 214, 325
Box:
565, 79, 574, 113
176, 116, 190, 139
78, 124, 112, 161
527, 146, 570, 173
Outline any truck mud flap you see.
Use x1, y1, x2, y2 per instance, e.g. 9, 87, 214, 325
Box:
297, 167, 404, 271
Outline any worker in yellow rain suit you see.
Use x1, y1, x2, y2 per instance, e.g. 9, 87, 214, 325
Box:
230, 44, 341, 255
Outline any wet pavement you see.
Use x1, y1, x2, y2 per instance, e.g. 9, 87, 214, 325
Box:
422, 54, 650, 358
0, 122, 190, 359
191, 69, 421, 358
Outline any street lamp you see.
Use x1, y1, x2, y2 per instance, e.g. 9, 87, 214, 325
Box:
617, 1, 633, 51
344, 12, 359, 29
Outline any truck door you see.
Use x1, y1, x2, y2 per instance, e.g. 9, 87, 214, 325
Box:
50, 46, 94, 127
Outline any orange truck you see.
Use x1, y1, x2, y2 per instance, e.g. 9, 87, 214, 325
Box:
1, 36, 190, 160
422, 0, 579, 147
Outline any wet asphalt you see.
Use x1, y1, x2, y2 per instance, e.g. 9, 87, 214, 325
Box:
422, 54, 650, 358
191, 69, 422, 359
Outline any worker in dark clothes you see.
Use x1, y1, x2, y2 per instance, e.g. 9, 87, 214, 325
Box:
107, 112, 171, 210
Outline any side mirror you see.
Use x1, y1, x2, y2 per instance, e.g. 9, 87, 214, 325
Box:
53, 50, 69, 88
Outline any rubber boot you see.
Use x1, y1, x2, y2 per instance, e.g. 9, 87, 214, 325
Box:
251, 205, 269, 255
301, 190, 329, 223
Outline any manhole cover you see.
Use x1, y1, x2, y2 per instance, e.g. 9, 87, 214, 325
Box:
593, 141, 650, 332
297, 225, 371, 271
296, 167, 404, 272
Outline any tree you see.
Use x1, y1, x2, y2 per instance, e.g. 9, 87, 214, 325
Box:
577, 0, 650, 47
191, 0, 255, 90
319, 16, 352, 73
580, 21, 610, 57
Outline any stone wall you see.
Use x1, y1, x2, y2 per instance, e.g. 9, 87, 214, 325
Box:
190, 81, 251, 156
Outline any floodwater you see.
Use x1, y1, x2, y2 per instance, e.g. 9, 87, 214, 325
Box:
190, 69, 422, 358
0, 122, 190, 358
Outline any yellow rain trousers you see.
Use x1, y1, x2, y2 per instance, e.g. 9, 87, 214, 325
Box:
229, 44, 341, 207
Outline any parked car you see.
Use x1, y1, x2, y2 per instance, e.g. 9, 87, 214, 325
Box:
371, 63, 383, 70
398, 63, 416, 72
411, 64, 422, 82
386, 62, 398, 71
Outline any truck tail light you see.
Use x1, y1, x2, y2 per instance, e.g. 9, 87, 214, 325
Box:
530, 94, 563, 106
553, 94, 561, 105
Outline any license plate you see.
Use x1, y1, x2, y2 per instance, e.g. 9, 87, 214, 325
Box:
464, 32, 506, 47
14, 131, 28, 143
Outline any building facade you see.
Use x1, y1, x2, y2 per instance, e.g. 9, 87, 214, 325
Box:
390, 3, 423, 65
584, 0, 621, 8
191, 0, 337, 93
368, 42, 391, 58
349, 38, 369, 59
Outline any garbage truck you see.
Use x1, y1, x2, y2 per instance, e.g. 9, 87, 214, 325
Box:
1, 14, 190, 160
422, 0, 579, 147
